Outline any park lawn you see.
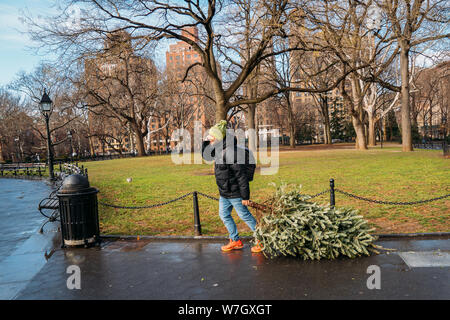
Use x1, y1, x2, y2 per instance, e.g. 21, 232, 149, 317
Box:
83, 144, 450, 236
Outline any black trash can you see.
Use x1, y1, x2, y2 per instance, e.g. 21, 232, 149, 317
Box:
57, 174, 100, 247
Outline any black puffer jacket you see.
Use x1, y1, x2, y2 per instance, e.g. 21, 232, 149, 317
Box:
202, 136, 250, 200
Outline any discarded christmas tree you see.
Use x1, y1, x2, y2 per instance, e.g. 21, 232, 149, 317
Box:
253, 183, 377, 260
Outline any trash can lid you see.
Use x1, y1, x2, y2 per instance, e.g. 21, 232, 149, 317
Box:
58, 174, 97, 194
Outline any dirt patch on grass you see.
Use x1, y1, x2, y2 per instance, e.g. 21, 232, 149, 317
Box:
192, 170, 214, 176
370, 217, 425, 234
279, 143, 355, 152
278, 142, 402, 152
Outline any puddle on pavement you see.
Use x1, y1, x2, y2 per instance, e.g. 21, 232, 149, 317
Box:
101, 239, 152, 252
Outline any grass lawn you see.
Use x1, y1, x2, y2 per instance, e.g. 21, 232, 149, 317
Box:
83, 144, 450, 236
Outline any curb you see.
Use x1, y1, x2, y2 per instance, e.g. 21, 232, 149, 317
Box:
100, 235, 253, 242
100, 232, 450, 242
374, 232, 450, 240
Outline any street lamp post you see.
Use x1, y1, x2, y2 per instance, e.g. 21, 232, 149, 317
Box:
39, 89, 55, 180
67, 130, 73, 162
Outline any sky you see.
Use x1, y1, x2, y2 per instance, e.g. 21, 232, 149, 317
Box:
0, 0, 58, 87
0, 0, 174, 88
0, 1, 444, 88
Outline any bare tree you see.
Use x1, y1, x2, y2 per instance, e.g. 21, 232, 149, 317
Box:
24, 0, 363, 128
80, 32, 160, 156
372, 0, 449, 151
9, 63, 80, 159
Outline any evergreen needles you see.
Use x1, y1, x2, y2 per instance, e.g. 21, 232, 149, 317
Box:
254, 183, 377, 260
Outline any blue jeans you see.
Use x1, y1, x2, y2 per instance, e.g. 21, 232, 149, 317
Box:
219, 196, 257, 241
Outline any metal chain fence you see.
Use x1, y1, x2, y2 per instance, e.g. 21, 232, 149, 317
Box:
97, 186, 449, 210
335, 189, 450, 205
99, 192, 195, 209
196, 191, 220, 201
305, 189, 330, 199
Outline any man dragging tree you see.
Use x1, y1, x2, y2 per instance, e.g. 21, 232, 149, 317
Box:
202, 120, 263, 253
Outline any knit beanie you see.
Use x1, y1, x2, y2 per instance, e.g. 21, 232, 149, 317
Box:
208, 120, 227, 141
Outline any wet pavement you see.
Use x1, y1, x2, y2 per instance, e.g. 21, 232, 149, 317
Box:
1, 178, 449, 300
14, 237, 450, 300
0, 179, 58, 299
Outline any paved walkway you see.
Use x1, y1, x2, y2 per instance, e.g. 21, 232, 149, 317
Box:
13, 236, 450, 300
0, 179, 56, 299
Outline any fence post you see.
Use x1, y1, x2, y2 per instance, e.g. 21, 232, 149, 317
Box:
38, 166, 41, 176
193, 191, 202, 236
330, 178, 335, 207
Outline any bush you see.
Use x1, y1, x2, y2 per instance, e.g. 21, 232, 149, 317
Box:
254, 183, 377, 260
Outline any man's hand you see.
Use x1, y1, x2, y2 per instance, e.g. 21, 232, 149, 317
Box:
242, 200, 250, 206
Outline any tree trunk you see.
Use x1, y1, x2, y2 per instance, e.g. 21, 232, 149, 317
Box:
320, 96, 332, 144
216, 104, 227, 122
353, 116, 367, 150
323, 116, 332, 145
88, 136, 96, 156
246, 103, 257, 154
131, 122, 146, 156
289, 113, 296, 148
368, 113, 377, 147
400, 43, 413, 151
285, 95, 296, 148
0, 141, 5, 163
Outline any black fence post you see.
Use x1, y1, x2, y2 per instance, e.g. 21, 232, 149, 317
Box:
193, 191, 202, 236
330, 178, 335, 207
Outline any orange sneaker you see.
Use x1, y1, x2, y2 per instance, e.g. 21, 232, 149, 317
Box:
251, 240, 263, 253
221, 239, 244, 252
